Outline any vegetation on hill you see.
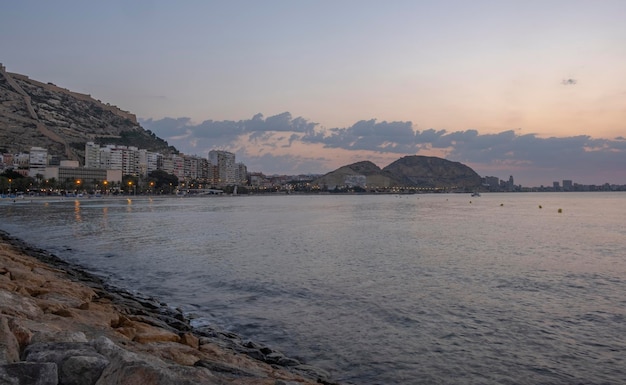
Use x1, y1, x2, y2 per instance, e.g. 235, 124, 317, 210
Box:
314, 156, 482, 191
0, 67, 176, 163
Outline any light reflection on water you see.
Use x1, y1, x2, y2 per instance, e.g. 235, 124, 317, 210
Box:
1, 193, 625, 384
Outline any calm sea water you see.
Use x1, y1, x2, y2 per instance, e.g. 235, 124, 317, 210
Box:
1, 193, 625, 384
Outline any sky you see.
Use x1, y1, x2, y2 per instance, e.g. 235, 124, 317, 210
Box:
2, 1, 625, 186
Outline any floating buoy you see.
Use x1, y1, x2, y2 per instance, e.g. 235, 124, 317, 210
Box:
500, 203, 504, 206
539, 205, 542, 209
558, 208, 562, 213
469, 201, 472, 204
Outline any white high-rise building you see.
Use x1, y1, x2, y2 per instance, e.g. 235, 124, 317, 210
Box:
28, 147, 48, 177
86, 142, 157, 178
209, 150, 237, 186
236, 162, 248, 185
84, 142, 101, 168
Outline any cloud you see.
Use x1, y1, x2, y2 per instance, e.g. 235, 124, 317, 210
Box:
140, 112, 626, 185
561, 78, 577, 85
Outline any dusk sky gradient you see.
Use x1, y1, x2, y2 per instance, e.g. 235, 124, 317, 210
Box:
2, 1, 625, 186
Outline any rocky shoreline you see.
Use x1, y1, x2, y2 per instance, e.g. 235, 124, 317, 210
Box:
0, 230, 340, 385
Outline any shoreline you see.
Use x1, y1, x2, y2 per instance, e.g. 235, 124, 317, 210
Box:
0, 229, 340, 384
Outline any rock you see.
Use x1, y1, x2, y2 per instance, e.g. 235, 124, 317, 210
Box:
0, 362, 58, 385
7, 318, 32, 353
0, 276, 18, 292
23, 341, 109, 385
91, 336, 216, 385
0, 291, 43, 319
122, 320, 180, 344
265, 352, 301, 367
0, 317, 20, 364
30, 330, 88, 344
180, 332, 199, 349
37, 281, 96, 307
194, 359, 263, 378
61, 355, 108, 385
0, 234, 334, 385
141, 342, 201, 366
292, 364, 331, 382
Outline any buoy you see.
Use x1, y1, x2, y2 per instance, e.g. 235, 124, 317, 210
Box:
558, 208, 562, 213
500, 203, 504, 206
539, 205, 542, 209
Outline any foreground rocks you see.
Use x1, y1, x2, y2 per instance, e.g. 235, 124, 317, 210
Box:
0, 231, 339, 385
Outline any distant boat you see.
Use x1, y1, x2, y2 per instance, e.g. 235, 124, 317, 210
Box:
471, 192, 481, 197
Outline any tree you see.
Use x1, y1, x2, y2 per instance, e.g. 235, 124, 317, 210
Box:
148, 170, 178, 193
0, 169, 23, 180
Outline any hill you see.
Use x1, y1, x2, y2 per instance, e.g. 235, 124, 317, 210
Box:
314, 156, 482, 190
0, 64, 175, 163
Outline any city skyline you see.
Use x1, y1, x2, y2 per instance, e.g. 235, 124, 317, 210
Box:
2, 1, 625, 186
3, 144, 620, 193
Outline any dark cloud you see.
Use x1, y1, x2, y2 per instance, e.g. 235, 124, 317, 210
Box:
140, 112, 317, 139
302, 119, 417, 152
561, 78, 577, 85
140, 113, 626, 184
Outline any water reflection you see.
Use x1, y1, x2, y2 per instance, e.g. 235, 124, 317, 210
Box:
101, 206, 109, 230
73, 200, 81, 222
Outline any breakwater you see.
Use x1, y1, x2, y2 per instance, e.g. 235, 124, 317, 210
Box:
0, 230, 338, 385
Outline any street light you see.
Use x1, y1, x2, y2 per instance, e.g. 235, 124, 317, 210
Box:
7, 178, 11, 195
128, 181, 136, 196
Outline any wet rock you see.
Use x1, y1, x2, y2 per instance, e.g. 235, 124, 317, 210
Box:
292, 365, 331, 382
194, 359, 263, 378
266, 352, 301, 367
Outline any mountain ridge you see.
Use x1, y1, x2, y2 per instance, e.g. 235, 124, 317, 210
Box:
0, 64, 174, 163
314, 156, 482, 190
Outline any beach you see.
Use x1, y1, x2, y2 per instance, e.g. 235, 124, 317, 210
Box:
0, 230, 336, 385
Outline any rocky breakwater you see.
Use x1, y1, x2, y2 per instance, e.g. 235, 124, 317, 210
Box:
0, 231, 338, 385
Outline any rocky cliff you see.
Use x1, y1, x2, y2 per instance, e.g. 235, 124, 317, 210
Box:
0, 64, 173, 163
314, 156, 482, 190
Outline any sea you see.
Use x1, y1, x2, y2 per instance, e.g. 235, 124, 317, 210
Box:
1, 192, 625, 384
